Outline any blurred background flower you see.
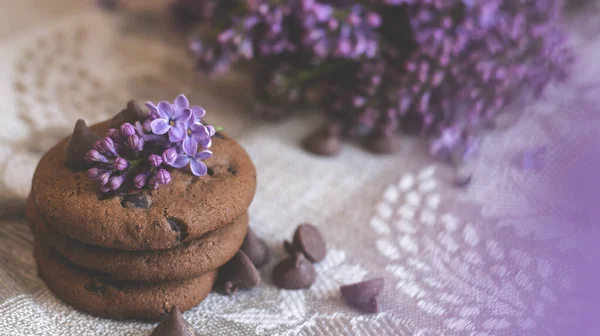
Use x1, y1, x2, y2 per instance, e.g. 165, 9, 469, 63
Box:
103, 0, 574, 161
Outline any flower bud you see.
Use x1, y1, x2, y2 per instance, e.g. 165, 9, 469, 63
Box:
155, 169, 171, 185
114, 157, 129, 171
134, 173, 148, 189
94, 137, 117, 156
148, 154, 163, 168
120, 123, 136, 137
162, 148, 178, 166
108, 175, 125, 191
85, 150, 108, 163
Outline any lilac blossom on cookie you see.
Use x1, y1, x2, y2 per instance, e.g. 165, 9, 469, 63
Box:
85, 94, 217, 193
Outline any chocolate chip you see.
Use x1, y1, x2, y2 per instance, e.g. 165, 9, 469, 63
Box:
365, 132, 402, 154
120, 194, 152, 209
214, 132, 225, 139
110, 100, 147, 128
64, 119, 101, 170
85, 281, 107, 296
227, 165, 238, 175
284, 223, 326, 263
151, 306, 198, 336
302, 125, 341, 156
340, 278, 384, 314
97, 0, 119, 11
219, 251, 260, 295
240, 228, 270, 268
166, 217, 188, 242
272, 252, 316, 290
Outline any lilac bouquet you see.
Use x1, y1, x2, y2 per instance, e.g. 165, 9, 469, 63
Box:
85, 94, 216, 193
103, 0, 573, 159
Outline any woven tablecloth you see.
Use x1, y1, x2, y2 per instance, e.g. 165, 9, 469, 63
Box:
0, 1, 598, 335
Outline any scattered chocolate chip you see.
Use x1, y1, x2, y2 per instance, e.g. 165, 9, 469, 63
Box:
365, 132, 402, 154
240, 228, 270, 268
284, 223, 327, 263
219, 251, 261, 295
96, 0, 119, 11
272, 252, 316, 290
64, 119, 101, 170
120, 194, 152, 209
302, 124, 341, 156
227, 165, 238, 175
110, 100, 147, 128
340, 278, 384, 314
214, 132, 225, 139
151, 306, 198, 336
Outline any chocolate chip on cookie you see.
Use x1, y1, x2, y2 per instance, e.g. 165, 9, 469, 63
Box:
109, 100, 147, 128
64, 119, 101, 170
32, 120, 257, 251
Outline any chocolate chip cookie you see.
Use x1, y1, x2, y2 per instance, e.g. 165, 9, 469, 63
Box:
30, 120, 256, 251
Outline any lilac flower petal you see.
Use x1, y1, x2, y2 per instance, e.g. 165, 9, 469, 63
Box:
171, 154, 191, 169
169, 124, 187, 142
199, 137, 212, 149
145, 101, 158, 112
157, 101, 174, 119
183, 136, 198, 156
191, 106, 206, 119
190, 159, 208, 176
174, 94, 189, 109
192, 124, 210, 140
176, 108, 193, 124
151, 119, 171, 135
206, 125, 216, 137
194, 150, 213, 161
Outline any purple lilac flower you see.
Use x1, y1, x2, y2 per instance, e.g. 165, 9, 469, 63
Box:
299, 2, 381, 60
172, 148, 213, 177
181, 115, 210, 156
174, 0, 571, 159
150, 99, 193, 142
86, 94, 216, 193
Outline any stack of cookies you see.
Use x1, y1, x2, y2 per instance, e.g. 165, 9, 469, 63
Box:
26, 116, 257, 320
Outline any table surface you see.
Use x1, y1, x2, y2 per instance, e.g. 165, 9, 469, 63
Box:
0, 1, 598, 335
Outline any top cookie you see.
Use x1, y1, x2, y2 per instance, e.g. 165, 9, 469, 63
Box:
31, 120, 256, 250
